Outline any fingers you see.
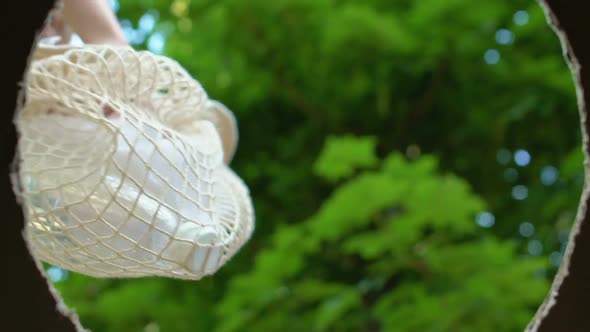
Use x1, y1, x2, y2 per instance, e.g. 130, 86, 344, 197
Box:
40, 8, 73, 43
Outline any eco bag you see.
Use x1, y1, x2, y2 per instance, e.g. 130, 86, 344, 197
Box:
13, 41, 255, 280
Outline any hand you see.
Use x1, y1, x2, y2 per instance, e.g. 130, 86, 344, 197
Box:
62, 0, 129, 46
40, 9, 73, 44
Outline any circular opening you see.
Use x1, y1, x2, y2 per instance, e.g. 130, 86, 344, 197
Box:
33, 1, 581, 331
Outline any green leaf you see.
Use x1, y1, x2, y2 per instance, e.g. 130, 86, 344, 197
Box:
313, 135, 379, 181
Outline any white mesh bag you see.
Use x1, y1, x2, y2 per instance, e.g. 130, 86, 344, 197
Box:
13, 42, 255, 280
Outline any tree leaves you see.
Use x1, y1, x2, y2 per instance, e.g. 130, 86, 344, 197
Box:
215, 144, 547, 331
314, 135, 379, 181
53, 0, 580, 331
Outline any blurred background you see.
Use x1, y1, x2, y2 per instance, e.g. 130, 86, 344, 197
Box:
47, 0, 582, 331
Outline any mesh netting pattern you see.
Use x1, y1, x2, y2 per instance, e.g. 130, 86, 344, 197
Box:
13, 44, 254, 280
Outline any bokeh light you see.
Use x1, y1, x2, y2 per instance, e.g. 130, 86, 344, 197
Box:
527, 240, 543, 256
514, 149, 531, 167
139, 12, 158, 33
540, 166, 559, 186
519, 222, 535, 237
514, 10, 529, 26
549, 251, 563, 267
475, 211, 496, 228
512, 185, 528, 200
496, 149, 512, 165
496, 29, 515, 45
109, 0, 120, 12
148, 32, 166, 54
47, 266, 68, 283
484, 49, 501, 65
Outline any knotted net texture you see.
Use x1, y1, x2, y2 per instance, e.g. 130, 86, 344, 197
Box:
14, 45, 254, 280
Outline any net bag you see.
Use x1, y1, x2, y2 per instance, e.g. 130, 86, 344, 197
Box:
13, 43, 255, 280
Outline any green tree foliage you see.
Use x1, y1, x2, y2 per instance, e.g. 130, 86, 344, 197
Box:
216, 137, 548, 332
51, 0, 582, 331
